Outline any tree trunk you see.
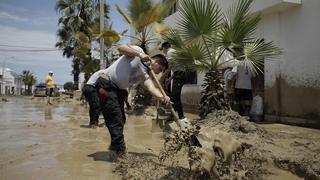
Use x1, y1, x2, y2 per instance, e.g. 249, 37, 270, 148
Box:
199, 69, 228, 119
72, 59, 80, 90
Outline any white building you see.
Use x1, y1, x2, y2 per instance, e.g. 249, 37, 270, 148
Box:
144, 0, 320, 126
0, 68, 24, 95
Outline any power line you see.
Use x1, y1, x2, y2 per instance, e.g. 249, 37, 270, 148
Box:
0, 44, 55, 49
0, 49, 59, 52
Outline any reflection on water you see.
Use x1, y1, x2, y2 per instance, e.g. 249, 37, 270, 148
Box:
0, 98, 80, 123
44, 106, 52, 120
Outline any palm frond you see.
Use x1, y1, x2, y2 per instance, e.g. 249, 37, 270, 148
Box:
135, 3, 169, 31
161, 29, 184, 49
115, 4, 132, 24
129, 0, 152, 22
75, 32, 90, 43
178, 0, 222, 42
242, 39, 282, 74
219, 0, 260, 48
154, 22, 170, 35
172, 43, 211, 71
99, 28, 122, 46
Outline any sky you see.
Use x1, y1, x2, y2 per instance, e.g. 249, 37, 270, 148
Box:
0, 0, 129, 85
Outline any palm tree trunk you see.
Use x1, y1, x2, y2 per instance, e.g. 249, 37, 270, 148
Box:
72, 59, 80, 90
199, 69, 228, 119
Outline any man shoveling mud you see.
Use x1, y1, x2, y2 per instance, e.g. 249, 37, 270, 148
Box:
83, 45, 170, 155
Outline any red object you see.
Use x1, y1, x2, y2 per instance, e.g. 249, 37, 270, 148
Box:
98, 88, 109, 99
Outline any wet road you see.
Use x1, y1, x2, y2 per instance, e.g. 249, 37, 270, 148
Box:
0, 98, 164, 180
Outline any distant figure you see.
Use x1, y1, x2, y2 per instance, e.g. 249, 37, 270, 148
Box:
234, 64, 255, 116
45, 71, 55, 105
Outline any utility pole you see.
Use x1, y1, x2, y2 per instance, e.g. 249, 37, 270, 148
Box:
99, 0, 105, 69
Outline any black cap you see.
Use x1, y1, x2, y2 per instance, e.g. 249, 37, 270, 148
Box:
159, 42, 171, 50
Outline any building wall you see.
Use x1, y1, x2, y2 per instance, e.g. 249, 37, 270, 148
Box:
149, 0, 320, 123
259, 0, 320, 123
0, 68, 23, 95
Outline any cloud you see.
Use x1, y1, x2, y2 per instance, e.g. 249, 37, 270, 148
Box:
0, 10, 57, 26
0, 25, 72, 83
0, 11, 29, 22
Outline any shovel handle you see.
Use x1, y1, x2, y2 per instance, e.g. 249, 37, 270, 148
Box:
149, 70, 168, 98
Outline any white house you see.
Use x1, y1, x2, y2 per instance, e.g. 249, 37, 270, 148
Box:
142, 0, 320, 126
0, 68, 23, 95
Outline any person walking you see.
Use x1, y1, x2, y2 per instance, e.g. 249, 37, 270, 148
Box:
84, 44, 170, 155
45, 71, 55, 105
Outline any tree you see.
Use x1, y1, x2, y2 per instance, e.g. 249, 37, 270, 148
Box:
116, 0, 170, 53
63, 81, 74, 91
56, 0, 121, 87
160, 0, 282, 119
20, 70, 37, 95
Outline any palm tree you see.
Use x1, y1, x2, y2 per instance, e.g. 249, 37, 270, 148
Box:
55, 0, 112, 88
161, 0, 282, 119
116, 0, 170, 53
20, 70, 37, 95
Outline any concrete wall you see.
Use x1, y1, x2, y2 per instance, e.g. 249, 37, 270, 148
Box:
259, 0, 320, 124
149, 0, 320, 124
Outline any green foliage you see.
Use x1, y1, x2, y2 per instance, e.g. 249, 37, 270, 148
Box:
20, 70, 37, 95
63, 82, 74, 91
116, 0, 171, 52
56, 0, 121, 86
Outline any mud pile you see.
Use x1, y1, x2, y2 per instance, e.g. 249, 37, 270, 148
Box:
158, 111, 270, 179
113, 110, 320, 179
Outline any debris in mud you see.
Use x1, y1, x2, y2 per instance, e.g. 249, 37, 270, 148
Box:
26, 123, 47, 128
2, 98, 9, 102
112, 110, 320, 179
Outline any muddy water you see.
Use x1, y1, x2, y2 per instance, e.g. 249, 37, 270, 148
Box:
0, 98, 164, 180
1, 98, 319, 180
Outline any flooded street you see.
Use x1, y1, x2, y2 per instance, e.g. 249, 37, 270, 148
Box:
0, 97, 163, 180
0, 97, 319, 179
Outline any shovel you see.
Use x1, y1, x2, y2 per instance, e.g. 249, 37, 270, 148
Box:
145, 61, 201, 147
148, 69, 185, 128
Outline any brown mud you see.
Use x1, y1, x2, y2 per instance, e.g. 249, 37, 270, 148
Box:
0, 97, 319, 179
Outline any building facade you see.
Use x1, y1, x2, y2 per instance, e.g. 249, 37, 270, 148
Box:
0, 68, 24, 96
138, 0, 320, 126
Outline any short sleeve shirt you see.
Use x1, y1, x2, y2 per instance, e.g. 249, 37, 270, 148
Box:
86, 45, 151, 89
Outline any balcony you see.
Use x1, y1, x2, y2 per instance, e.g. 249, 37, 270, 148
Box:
251, 0, 302, 14
216, 0, 301, 14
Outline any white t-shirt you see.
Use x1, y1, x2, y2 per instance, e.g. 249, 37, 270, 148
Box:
86, 45, 151, 89
235, 64, 255, 90
166, 48, 185, 72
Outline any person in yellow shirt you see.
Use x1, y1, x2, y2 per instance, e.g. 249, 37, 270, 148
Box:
45, 71, 55, 105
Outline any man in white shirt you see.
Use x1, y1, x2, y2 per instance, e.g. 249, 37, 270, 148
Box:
234, 64, 255, 116
83, 45, 170, 155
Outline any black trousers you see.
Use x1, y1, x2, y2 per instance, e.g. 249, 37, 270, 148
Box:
95, 77, 127, 151
170, 71, 186, 119
82, 84, 100, 125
